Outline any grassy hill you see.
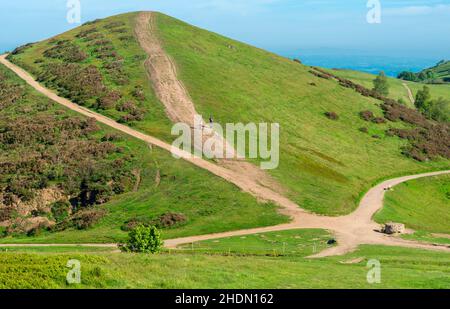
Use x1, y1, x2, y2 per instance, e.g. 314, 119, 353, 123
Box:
330, 68, 450, 106
6, 12, 449, 217
154, 13, 449, 214
398, 60, 450, 84
0, 62, 287, 244
375, 174, 450, 234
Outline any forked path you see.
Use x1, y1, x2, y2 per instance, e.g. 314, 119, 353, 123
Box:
1, 37, 449, 256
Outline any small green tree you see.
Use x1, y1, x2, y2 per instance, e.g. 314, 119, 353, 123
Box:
373, 71, 389, 96
429, 97, 450, 122
415, 86, 432, 113
121, 224, 163, 253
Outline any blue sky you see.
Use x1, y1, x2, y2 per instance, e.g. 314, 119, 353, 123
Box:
1, 0, 449, 60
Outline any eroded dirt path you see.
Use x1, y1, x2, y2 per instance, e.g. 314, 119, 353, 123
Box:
0, 54, 297, 218
1, 35, 449, 257
134, 12, 283, 191
402, 82, 415, 105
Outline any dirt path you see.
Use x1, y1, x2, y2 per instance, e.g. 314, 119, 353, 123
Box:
165, 170, 450, 257
402, 82, 415, 105
1, 171, 449, 256
134, 12, 282, 191
1, 42, 450, 257
0, 54, 297, 218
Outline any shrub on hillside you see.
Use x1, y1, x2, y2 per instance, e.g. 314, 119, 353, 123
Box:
372, 117, 386, 124
309, 69, 332, 80
120, 224, 163, 254
359, 110, 374, 121
103, 61, 129, 85
0, 207, 14, 222
111, 28, 127, 34
76, 28, 98, 38
101, 133, 122, 142
84, 33, 105, 42
38, 63, 105, 103
96, 90, 122, 110
0, 79, 24, 110
359, 127, 368, 133
132, 86, 145, 101
121, 213, 187, 231
88, 39, 111, 47
382, 101, 428, 127
117, 101, 145, 122
43, 41, 87, 62
51, 200, 72, 223
0, 113, 136, 217
83, 19, 101, 26
311, 67, 450, 162
104, 21, 126, 29
118, 36, 133, 42
324, 112, 339, 120
71, 208, 106, 230
156, 212, 188, 228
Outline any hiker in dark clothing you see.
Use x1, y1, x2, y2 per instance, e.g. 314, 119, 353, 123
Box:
209, 115, 214, 124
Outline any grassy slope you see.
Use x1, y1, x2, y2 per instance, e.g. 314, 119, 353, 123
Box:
8, 12, 174, 142
330, 68, 450, 105
421, 60, 450, 82
155, 13, 448, 215
375, 174, 450, 234
7, 12, 449, 217
1, 245, 449, 288
0, 62, 287, 244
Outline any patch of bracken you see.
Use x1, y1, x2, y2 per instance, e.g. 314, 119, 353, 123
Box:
38, 63, 105, 104
43, 41, 87, 62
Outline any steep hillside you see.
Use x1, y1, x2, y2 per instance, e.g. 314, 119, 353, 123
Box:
154, 13, 449, 214
0, 63, 286, 243
8, 13, 174, 141
7, 12, 450, 216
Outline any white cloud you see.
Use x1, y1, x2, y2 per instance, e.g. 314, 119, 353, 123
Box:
384, 4, 450, 16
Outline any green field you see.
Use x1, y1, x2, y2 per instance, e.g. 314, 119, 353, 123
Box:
329, 68, 450, 106
1, 244, 449, 288
178, 229, 335, 257
0, 246, 117, 253
0, 62, 287, 244
375, 174, 450, 234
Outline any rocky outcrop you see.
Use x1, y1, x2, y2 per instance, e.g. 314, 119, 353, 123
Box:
382, 222, 405, 235
0, 187, 65, 218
